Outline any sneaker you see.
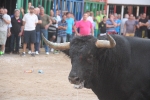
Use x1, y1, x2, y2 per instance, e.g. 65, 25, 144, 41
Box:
21, 52, 26, 56
53, 50, 59, 54
9, 52, 13, 54
28, 50, 31, 54
46, 52, 49, 55
0, 51, 4, 55
51, 48, 54, 52
35, 51, 39, 55
31, 53, 35, 57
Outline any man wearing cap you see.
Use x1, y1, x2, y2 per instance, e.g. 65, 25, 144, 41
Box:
21, 6, 38, 56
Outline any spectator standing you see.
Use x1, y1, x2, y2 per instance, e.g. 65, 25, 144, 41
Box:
135, 16, 140, 37
40, 7, 51, 55
94, 11, 101, 38
49, 10, 57, 42
106, 14, 117, 34
99, 16, 107, 36
124, 14, 136, 37
0, 8, 11, 55
121, 14, 129, 35
74, 13, 93, 36
27, 2, 32, 13
57, 15, 67, 43
114, 13, 121, 34
4, 9, 11, 37
139, 13, 149, 38
48, 10, 57, 53
34, 8, 42, 55
71, 13, 76, 36
81, 11, 94, 26
10, 9, 23, 54
21, 6, 38, 56
66, 12, 74, 42
56, 10, 61, 22
4, 8, 12, 53
21, 2, 32, 17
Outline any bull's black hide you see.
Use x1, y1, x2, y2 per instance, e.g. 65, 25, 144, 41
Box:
67, 35, 150, 100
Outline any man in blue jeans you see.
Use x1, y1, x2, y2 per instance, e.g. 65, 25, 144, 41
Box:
66, 12, 74, 42
34, 8, 42, 55
40, 7, 51, 55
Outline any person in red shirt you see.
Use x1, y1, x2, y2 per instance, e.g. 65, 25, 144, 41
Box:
74, 13, 94, 36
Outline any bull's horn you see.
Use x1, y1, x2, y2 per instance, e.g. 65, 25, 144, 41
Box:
42, 34, 70, 50
95, 34, 116, 48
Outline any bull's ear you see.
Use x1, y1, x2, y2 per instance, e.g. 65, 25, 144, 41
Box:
62, 50, 70, 57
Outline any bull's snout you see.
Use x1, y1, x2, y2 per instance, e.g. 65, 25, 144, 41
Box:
68, 76, 80, 84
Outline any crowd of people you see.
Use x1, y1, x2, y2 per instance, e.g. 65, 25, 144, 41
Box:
0, 2, 150, 57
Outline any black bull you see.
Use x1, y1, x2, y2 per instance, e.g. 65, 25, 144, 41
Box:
42, 34, 150, 100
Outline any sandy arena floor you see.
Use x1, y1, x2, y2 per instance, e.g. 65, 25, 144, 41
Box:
0, 51, 98, 100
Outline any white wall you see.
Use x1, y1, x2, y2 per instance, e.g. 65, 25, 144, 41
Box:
108, 0, 150, 5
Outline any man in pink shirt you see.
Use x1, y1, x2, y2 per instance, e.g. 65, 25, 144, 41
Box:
74, 13, 94, 36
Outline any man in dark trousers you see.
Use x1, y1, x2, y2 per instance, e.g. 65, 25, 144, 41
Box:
10, 9, 23, 54
139, 13, 149, 38
99, 16, 107, 36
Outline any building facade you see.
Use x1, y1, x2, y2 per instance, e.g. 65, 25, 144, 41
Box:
107, 0, 150, 18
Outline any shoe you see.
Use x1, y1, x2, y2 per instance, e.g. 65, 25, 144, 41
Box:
28, 50, 31, 54
51, 48, 54, 52
35, 51, 39, 55
15, 51, 20, 54
53, 50, 59, 54
46, 52, 49, 55
9, 52, 13, 54
21, 52, 26, 56
31, 53, 35, 57
0, 51, 4, 55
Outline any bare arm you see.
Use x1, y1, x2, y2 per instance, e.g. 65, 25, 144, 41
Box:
123, 24, 126, 36
38, 20, 42, 24
18, 26, 24, 36
7, 27, 11, 37
45, 19, 52, 30
110, 19, 117, 27
106, 24, 115, 28
91, 27, 94, 36
73, 26, 80, 36
20, 8, 25, 17
3, 18, 10, 24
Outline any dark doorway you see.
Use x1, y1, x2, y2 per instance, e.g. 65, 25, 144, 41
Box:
124, 6, 128, 16
147, 6, 150, 16
116, 5, 121, 14
132, 6, 137, 16
108, 5, 115, 14
139, 6, 145, 15
0, 0, 17, 15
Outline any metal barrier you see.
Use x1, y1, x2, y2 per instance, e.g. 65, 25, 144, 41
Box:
16, 0, 106, 20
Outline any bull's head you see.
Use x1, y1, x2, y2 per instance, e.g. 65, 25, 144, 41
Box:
42, 34, 116, 89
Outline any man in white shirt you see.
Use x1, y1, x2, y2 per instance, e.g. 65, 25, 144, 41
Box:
121, 14, 129, 35
0, 8, 11, 56
21, 6, 38, 57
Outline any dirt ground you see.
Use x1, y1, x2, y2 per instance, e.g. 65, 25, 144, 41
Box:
0, 51, 98, 100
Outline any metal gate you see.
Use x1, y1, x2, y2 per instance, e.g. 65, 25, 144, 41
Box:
16, 0, 106, 20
